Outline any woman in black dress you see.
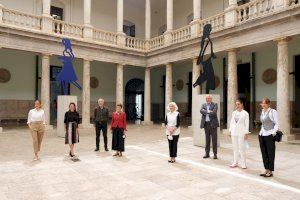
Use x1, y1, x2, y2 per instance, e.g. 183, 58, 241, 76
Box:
64, 102, 80, 158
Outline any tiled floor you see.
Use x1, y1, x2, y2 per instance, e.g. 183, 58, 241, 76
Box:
0, 125, 299, 200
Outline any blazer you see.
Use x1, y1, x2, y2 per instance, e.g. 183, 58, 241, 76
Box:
229, 110, 250, 137
110, 112, 127, 131
200, 102, 219, 129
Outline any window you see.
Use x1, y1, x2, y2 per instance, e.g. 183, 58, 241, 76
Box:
237, 0, 250, 5
158, 24, 167, 36
50, 6, 63, 20
123, 20, 135, 37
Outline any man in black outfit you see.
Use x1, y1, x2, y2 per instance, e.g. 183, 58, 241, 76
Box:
94, 98, 109, 152
200, 95, 219, 159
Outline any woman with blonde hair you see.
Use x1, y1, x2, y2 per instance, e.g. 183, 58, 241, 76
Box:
165, 102, 181, 163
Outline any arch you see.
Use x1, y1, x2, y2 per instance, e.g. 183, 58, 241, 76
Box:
125, 78, 144, 121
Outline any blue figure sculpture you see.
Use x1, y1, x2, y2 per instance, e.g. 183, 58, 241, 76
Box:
56, 38, 82, 95
193, 24, 216, 94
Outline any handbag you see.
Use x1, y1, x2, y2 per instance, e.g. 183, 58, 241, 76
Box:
275, 131, 283, 142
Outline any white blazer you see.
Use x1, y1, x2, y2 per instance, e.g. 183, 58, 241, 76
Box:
229, 110, 250, 137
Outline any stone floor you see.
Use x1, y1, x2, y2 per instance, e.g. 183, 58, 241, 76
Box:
0, 125, 299, 200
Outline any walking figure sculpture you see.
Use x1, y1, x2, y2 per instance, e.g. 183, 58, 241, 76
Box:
193, 24, 216, 94
56, 38, 82, 95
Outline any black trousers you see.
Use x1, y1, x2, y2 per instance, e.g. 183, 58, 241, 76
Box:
95, 122, 108, 149
112, 128, 125, 152
168, 135, 179, 158
204, 122, 217, 155
259, 135, 276, 171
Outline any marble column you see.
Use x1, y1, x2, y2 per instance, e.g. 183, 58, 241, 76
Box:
42, 0, 51, 16
166, 0, 173, 31
117, 0, 124, 33
116, 64, 124, 105
193, 0, 201, 20
192, 58, 201, 126
42, 0, 52, 32
143, 67, 152, 125
145, 0, 151, 39
276, 37, 292, 140
225, 0, 238, 28
84, 0, 91, 25
165, 63, 173, 111
227, 49, 238, 129
41, 54, 52, 129
81, 59, 93, 129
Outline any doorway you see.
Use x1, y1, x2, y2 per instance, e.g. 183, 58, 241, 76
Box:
125, 78, 144, 121
294, 55, 300, 128
237, 63, 251, 114
50, 66, 69, 124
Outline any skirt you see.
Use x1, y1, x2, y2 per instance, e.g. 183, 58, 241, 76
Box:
112, 128, 125, 152
65, 122, 79, 144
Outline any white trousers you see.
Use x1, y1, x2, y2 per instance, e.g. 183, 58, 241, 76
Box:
231, 135, 247, 167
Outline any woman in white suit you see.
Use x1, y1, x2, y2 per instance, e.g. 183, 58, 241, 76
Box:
229, 99, 250, 169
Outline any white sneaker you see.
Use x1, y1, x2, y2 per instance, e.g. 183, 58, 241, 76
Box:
230, 163, 238, 168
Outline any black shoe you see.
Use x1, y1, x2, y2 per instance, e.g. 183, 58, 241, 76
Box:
105, 147, 109, 152
94, 148, 99, 152
203, 155, 210, 159
213, 155, 218, 159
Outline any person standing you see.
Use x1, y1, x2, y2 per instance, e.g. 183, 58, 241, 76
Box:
229, 99, 250, 169
94, 98, 109, 152
200, 95, 219, 159
110, 104, 127, 157
64, 103, 80, 159
27, 100, 46, 161
165, 102, 181, 163
259, 98, 279, 177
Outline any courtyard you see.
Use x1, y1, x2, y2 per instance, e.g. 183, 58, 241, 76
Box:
0, 125, 299, 200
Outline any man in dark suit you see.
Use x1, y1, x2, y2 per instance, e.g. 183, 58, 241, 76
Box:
94, 98, 109, 152
200, 95, 219, 159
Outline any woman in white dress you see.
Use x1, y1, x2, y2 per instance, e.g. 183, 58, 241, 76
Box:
165, 102, 181, 163
229, 99, 250, 169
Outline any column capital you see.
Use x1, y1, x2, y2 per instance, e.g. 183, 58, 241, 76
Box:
83, 57, 93, 62
41, 52, 52, 56
166, 62, 173, 66
226, 48, 239, 52
274, 36, 291, 44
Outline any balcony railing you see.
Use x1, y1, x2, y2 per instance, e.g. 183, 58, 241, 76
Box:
0, 1, 299, 53
149, 35, 165, 50
171, 25, 191, 44
93, 28, 118, 45
53, 19, 84, 38
2, 8, 41, 30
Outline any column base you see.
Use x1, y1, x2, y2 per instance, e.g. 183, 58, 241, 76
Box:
282, 134, 296, 142
79, 123, 94, 129
141, 121, 153, 125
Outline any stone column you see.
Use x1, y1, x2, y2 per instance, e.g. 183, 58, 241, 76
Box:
117, 0, 126, 46
42, 0, 52, 33
116, 64, 124, 105
0, 4, 3, 24
165, 63, 173, 111
190, 0, 201, 38
225, 0, 237, 28
41, 54, 52, 129
145, 0, 151, 39
227, 49, 238, 129
83, 0, 93, 39
143, 67, 153, 125
164, 0, 173, 45
192, 58, 201, 126
81, 59, 93, 129
276, 37, 293, 141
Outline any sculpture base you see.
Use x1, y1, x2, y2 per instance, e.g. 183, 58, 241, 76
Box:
193, 94, 221, 148
57, 95, 77, 138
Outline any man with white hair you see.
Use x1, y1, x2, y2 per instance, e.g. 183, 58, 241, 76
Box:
200, 95, 219, 159
94, 98, 109, 152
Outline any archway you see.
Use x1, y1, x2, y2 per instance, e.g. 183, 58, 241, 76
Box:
125, 78, 144, 121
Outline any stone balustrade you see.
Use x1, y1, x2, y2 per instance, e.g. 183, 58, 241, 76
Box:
171, 25, 191, 44
0, 2, 299, 52
125, 36, 147, 51
93, 28, 118, 45
52, 19, 84, 38
2, 7, 41, 30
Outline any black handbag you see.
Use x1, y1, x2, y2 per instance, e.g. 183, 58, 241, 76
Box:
275, 131, 283, 142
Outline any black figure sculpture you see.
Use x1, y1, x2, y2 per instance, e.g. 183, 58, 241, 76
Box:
193, 24, 217, 94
